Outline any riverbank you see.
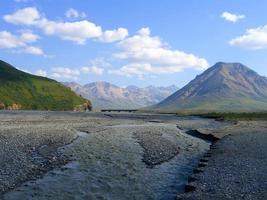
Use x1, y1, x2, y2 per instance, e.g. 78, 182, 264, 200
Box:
0, 111, 228, 200
2, 111, 265, 199
178, 121, 267, 200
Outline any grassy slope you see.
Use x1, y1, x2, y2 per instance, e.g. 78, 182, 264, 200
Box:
0, 61, 87, 110
153, 96, 267, 112
195, 112, 267, 121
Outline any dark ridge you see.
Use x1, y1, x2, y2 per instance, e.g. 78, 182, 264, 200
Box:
185, 129, 219, 143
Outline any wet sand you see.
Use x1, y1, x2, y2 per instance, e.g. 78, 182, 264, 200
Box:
0, 111, 228, 200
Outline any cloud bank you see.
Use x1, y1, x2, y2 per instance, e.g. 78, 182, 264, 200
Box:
4, 7, 128, 44
230, 25, 267, 49
109, 27, 209, 78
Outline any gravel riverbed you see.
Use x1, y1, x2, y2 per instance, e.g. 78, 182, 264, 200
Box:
178, 121, 267, 200
0, 111, 230, 199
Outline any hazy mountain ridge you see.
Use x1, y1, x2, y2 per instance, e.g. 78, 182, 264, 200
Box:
63, 81, 178, 109
153, 62, 267, 111
0, 60, 87, 110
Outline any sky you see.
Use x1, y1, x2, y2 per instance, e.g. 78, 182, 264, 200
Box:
1, 0, 267, 87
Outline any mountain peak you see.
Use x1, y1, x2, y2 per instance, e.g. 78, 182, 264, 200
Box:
64, 82, 178, 109
154, 62, 267, 111
212, 62, 252, 72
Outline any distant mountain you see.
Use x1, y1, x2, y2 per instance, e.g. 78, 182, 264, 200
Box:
0, 60, 88, 110
63, 81, 178, 109
153, 62, 267, 112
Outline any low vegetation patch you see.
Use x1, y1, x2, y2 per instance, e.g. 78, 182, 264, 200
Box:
192, 112, 267, 121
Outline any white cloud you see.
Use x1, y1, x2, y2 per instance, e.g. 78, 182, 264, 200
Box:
4, 7, 40, 25
80, 66, 104, 75
20, 31, 39, 43
0, 31, 25, 48
221, 11, 245, 23
0, 30, 45, 56
35, 69, 47, 77
51, 63, 105, 80
52, 67, 80, 80
4, 7, 128, 44
229, 25, 267, 49
108, 63, 197, 80
100, 28, 128, 43
90, 57, 112, 68
37, 19, 102, 44
65, 8, 86, 19
138, 27, 150, 35
23, 46, 44, 55
110, 27, 208, 78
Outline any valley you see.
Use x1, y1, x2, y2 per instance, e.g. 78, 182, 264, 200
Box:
1, 1, 267, 199
63, 81, 178, 109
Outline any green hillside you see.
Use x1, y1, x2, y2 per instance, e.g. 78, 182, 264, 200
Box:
0, 60, 88, 110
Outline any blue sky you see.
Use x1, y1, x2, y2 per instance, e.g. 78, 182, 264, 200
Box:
1, 0, 267, 87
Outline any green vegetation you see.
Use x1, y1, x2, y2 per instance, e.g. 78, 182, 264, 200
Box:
174, 111, 267, 121
0, 60, 89, 111
196, 112, 267, 121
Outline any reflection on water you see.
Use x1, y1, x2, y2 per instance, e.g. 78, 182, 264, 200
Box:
4, 124, 209, 200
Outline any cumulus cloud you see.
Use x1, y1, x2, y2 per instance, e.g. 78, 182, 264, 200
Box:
137, 27, 150, 35
108, 63, 196, 80
109, 27, 208, 78
4, 7, 40, 25
23, 46, 44, 55
51, 62, 106, 80
221, 11, 245, 23
34, 69, 47, 77
52, 67, 80, 80
0, 30, 44, 55
80, 66, 104, 75
37, 19, 102, 44
65, 8, 86, 19
100, 28, 128, 43
229, 25, 267, 49
0, 31, 25, 48
90, 57, 111, 68
20, 31, 39, 43
4, 7, 128, 44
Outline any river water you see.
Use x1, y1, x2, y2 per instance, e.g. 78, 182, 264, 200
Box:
4, 122, 211, 200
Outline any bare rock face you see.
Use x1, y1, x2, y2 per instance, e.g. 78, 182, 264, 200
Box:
154, 62, 267, 111
63, 81, 178, 109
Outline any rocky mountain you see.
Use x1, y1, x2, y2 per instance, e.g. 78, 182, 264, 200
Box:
0, 60, 88, 110
63, 81, 178, 109
153, 62, 267, 111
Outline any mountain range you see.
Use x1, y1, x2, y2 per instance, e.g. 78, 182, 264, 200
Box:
63, 81, 178, 109
1, 59, 267, 112
0, 60, 87, 110
153, 62, 267, 112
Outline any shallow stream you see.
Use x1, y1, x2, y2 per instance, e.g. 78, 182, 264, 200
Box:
4, 123, 210, 200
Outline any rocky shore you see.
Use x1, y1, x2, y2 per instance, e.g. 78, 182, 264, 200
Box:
1, 111, 264, 199
0, 111, 218, 200
178, 121, 267, 200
